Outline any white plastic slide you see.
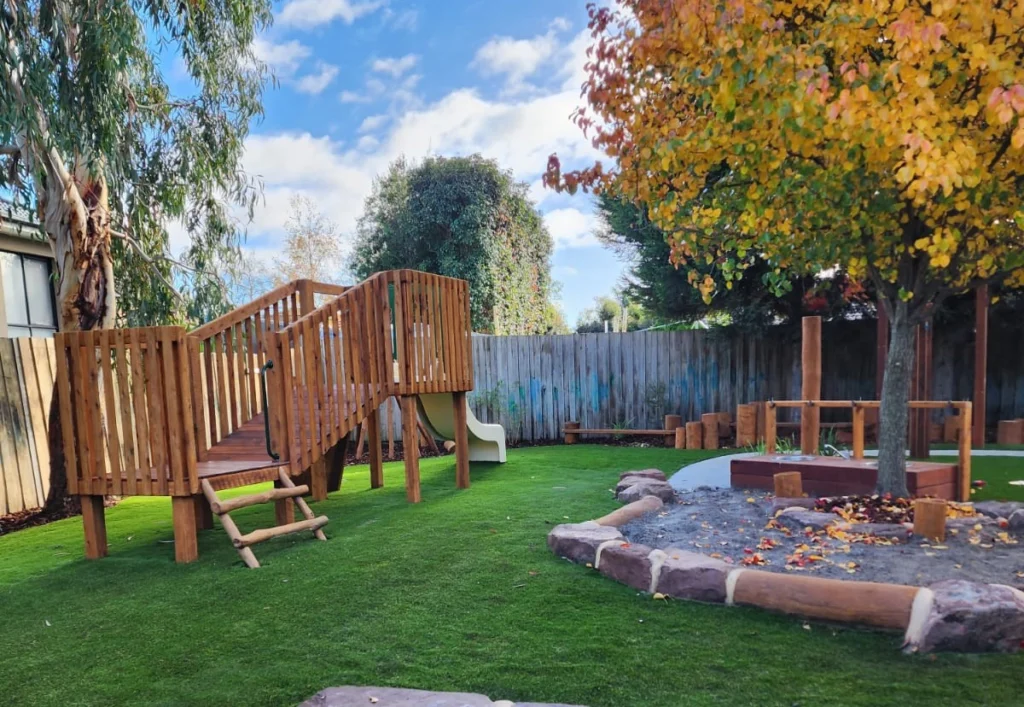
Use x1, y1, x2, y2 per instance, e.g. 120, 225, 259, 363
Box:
416, 393, 507, 463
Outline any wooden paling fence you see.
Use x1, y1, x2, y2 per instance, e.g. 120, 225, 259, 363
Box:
0, 338, 55, 516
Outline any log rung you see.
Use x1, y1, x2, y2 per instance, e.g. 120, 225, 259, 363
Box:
233, 516, 329, 548
210, 485, 310, 515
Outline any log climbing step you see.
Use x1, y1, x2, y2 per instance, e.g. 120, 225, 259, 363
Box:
200, 468, 328, 569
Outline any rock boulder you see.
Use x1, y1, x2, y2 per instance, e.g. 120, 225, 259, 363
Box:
905, 580, 1024, 654
616, 478, 676, 504
655, 550, 732, 603
547, 522, 624, 565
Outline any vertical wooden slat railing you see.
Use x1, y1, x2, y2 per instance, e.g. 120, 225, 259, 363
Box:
54, 326, 198, 497
265, 274, 395, 476
186, 280, 349, 461
389, 270, 473, 396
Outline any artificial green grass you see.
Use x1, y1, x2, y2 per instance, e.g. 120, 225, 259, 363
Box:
1, 446, 1021, 707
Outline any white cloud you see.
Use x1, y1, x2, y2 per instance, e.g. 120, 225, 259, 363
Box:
277, 0, 386, 29
371, 54, 419, 78
385, 8, 419, 31
294, 62, 340, 95
472, 33, 559, 89
544, 208, 600, 249
358, 114, 389, 133
339, 90, 372, 104
242, 30, 602, 259
549, 17, 572, 32
252, 37, 311, 76
554, 265, 579, 277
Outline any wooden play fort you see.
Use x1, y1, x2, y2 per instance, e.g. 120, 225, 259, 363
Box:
54, 270, 483, 566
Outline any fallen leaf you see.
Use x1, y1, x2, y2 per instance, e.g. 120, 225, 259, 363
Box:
802, 622, 811, 631
746, 497, 756, 503
653, 592, 669, 601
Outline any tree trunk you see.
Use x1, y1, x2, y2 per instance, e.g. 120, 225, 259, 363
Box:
40, 160, 117, 516
876, 300, 915, 497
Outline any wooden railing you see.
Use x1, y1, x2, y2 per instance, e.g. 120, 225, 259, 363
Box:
187, 280, 348, 461
55, 327, 198, 496
265, 274, 392, 474
766, 400, 972, 500
390, 270, 473, 395
263, 270, 473, 475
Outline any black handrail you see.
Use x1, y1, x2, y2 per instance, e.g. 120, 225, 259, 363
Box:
260, 361, 280, 461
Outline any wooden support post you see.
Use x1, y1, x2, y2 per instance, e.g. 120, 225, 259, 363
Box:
297, 279, 315, 315
943, 415, 960, 444
755, 401, 767, 443
685, 421, 702, 450
876, 303, 889, 399
274, 478, 296, 526
852, 405, 865, 460
973, 285, 988, 448
913, 498, 947, 542
701, 413, 719, 450
674, 427, 686, 449
766, 404, 777, 454
310, 458, 328, 502
664, 414, 682, 447
194, 494, 214, 531
909, 322, 933, 459
367, 408, 383, 489
401, 395, 421, 503
773, 471, 803, 498
801, 316, 822, 455
997, 419, 1024, 445
81, 496, 108, 560
355, 421, 367, 459
958, 405, 972, 503
453, 392, 470, 489
171, 496, 199, 563
736, 404, 757, 448
564, 421, 580, 445
418, 418, 440, 454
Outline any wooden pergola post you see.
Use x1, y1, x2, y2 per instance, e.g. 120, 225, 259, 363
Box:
909, 322, 933, 459
401, 395, 421, 503
801, 316, 822, 455
973, 286, 988, 448
453, 392, 470, 489
81, 496, 108, 559
366, 408, 384, 489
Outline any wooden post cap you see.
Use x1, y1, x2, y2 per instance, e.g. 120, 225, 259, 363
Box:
774, 471, 803, 499
913, 498, 947, 542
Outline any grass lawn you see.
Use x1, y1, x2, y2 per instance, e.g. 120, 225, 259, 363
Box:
1, 445, 1022, 707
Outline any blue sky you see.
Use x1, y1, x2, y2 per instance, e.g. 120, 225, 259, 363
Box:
174, 0, 628, 326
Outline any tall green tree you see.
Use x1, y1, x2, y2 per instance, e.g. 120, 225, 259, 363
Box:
0, 0, 271, 513
353, 155, 555, 334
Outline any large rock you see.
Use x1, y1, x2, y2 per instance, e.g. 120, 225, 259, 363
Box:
616, 478, 676, 504
905, 581, 1024, 654
974, 501, 1024, 520
618, 469, 667, 482
547, 522, 624, 565
655, 550, 731, 603
300, 687, 586, 706
774, 508, 837, 532
769, 497, 817, 514
842, 522, 912, 540
1009, 509, 1024, 533
597, 542, 654, 592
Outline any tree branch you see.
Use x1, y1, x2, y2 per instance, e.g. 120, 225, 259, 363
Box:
0, 145, 20, 156
111, 227, 230, 305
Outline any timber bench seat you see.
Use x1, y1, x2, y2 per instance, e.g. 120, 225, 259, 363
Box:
55, 270, 477, 566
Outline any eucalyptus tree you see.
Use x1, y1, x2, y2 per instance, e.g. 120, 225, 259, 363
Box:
0, 0, 272, 513
0, 0, 272, 331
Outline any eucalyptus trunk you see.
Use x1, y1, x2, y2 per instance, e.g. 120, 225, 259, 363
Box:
876, 299, 915, 497
39, 156, 117, 515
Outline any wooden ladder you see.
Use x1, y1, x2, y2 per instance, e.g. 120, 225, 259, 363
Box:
200, 468, 328, 569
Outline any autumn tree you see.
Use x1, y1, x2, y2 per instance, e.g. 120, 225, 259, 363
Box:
0, 1, 270, 512
274, 195, 348, 286
547, 1, 1024, 495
